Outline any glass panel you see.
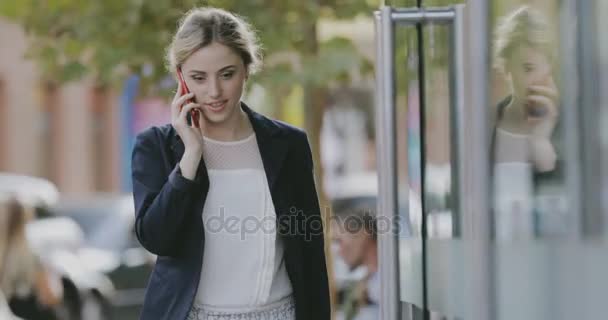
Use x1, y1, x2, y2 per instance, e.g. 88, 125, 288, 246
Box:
395, 23, 425, 315
597, 0, 608, 232
421, 24, 455, 240
421, 17, 466, 320
587, 0, 608, 315
490, 1, 608, 319
490, 2, 568, 319
490, 1, 572, 240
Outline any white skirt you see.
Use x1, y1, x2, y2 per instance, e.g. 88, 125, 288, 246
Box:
186, 295, 296, 320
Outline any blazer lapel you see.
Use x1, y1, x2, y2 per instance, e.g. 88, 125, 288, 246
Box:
243, 103, 288, 192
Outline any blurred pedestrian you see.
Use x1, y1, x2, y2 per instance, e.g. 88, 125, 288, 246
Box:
0, 197, 62, 320
332, 204, 378, 320
131, 7, 329, 320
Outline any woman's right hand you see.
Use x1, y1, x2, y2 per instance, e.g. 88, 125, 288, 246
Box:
171, 81, 204, 154
172, 81, 206, 180
526, 76, 559, 139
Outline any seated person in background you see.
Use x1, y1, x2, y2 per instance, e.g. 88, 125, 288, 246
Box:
332, 203, 378, 320
492, 6, 560, 173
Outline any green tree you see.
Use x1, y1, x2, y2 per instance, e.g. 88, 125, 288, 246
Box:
0, 0, 375, 181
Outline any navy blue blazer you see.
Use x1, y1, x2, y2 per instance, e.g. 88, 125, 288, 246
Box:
131, 103, 330, 320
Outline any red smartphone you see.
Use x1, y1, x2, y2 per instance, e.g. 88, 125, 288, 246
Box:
177, 69, 200, 128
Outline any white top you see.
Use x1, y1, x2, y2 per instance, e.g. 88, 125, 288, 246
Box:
194, 133, 293, 311
494, 127, 530, 164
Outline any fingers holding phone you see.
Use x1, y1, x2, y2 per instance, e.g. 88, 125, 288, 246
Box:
177, 69, 203, 128
525, 74, 558, 117
526, 76, 559, 138
171, 75, 204, 152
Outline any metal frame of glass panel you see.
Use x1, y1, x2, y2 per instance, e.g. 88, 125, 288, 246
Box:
374, 3, 492, 320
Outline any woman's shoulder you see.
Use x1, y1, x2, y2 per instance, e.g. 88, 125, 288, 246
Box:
252, 110, 308, 143
244, 102, 308, 142
272, 119, 307, 139
134, 123, 176, 145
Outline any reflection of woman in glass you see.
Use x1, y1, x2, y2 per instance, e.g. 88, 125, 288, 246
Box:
493, 6, 559, 173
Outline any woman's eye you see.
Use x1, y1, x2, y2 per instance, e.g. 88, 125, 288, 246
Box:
191, 76, 205, 81
220, 72, 234, 79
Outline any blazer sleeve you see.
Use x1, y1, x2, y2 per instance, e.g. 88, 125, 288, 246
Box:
300, 133, 331, 319
131, 128, 209, 256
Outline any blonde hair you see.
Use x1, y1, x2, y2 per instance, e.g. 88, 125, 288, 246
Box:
165, 7, 263, 76
0, 198, 30, 257
493, 6, 555, 72
0, 198, 38, 299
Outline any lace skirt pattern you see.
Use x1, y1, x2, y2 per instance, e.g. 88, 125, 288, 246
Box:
186, 296, 295, 320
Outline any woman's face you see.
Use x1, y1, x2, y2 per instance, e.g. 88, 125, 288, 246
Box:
506, 45, 553, 100
181, 42, 248, 126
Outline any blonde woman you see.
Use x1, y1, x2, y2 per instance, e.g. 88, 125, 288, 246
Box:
0, 199, 22, 320
0, 198, 62, 319
131, 7, 330, 320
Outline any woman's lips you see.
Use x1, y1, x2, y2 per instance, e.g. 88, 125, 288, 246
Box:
205, 100, 227, 112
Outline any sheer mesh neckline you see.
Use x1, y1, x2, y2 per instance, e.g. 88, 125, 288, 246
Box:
202, 133, 264, 170
203, 132, 256, 145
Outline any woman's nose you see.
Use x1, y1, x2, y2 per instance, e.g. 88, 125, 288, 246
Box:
529, 68, 552, 86
207, 79, 222, 98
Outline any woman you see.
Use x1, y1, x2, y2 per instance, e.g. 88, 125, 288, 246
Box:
131, 7, 330, 320
492, 6, 560, 173
0, 198, 62, 320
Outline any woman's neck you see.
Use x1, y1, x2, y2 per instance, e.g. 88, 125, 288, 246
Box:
203, 108, 253, 141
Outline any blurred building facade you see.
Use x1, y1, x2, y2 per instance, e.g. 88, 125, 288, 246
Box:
0, 18, 122, 195
0, 16, 380, 196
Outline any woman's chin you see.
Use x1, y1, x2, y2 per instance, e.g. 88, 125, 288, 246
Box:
201, 109, 229, 126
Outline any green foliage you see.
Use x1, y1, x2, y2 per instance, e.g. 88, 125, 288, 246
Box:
0, 0, 376, 95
